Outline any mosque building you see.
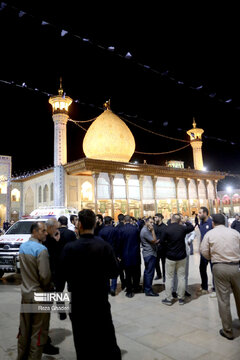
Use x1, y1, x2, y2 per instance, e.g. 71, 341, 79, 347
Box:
1, 84, 226, 225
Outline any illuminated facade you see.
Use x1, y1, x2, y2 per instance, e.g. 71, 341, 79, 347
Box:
187, 118, 204, 171
6, 89, 225, 222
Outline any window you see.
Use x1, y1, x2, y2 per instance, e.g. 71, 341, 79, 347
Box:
43, 185, 49, 202
38, 186, 42, 203
50, 183, 54, 201
11, 188, 20, 202
81, 181, 93, 201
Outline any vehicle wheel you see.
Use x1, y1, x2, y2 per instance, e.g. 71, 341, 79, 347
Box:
0, 270, 4, 278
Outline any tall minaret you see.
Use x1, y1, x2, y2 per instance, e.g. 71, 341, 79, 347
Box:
187, 118, 204, 170
49, 79, 72, 206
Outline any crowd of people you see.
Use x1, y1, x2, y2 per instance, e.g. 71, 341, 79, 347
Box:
16, 207, 240, 359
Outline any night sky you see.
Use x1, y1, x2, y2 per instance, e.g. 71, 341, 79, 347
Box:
1, 2, 240, 190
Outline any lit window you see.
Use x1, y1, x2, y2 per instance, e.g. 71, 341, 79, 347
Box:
81, 181, 93, 201
11, 188, 20, 202
54, 101, 60, 110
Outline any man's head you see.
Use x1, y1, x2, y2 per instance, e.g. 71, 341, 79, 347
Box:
31, 222, 47, 243
58, 216, 68, 227
96, 214, 103, 226
145, 217, 154, 230
118, 213, 125, 223
104, 216, 113, 226
171, 214, 181, 224
198, 207, 209, 221
155, 213, 164, 225
124, 215, 131, 224
70, 214, 77, 225
235, 214, 240, 221
78, 209, 96, 234
211, 214, 226, 227
46, 219, 59, 237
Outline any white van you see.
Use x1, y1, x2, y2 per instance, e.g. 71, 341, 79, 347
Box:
0, 207, 78, 277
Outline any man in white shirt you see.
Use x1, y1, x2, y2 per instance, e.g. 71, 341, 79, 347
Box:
200, 213, 240, 340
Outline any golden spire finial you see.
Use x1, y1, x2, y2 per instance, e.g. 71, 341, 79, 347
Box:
103, 99, 111, 110
193, 117, 197, 128
58, 76, 63, 96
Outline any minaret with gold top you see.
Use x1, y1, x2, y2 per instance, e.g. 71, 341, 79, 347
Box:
187, 118, 204, 170
49, 79, 72, 206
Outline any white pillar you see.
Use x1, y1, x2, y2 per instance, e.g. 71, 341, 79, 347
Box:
53, 113, 68, 207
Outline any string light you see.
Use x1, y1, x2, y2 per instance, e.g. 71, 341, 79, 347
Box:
0, 77, 239, 148
0, 3, 239, 109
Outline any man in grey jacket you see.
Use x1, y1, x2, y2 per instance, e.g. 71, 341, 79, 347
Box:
17, 222, 52, 360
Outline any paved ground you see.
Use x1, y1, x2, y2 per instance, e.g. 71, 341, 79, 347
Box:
0, 234, 240, 360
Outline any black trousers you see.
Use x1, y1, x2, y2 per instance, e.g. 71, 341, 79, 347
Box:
71, 306, 121, 360
119, 261, 126, 288
125, 264, 141, 293
155, 251, 166, 279
199, 255, 215, 291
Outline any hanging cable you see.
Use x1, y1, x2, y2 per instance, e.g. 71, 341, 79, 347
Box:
68, 117, 96, 123
71, 122, 87, 132
135, 143, 191, 155
121, 117, 190, 143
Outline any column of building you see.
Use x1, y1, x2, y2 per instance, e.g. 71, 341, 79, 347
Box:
92, 172, 99, 214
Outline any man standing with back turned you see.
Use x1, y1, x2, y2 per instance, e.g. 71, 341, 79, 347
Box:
200, 213, 240, 340
60, 209, 121, 360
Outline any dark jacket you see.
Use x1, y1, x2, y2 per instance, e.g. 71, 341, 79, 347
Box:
59, 226, 76, 249
60, 234, 119, 307
160, 222, 194, 261
231, 219, 240, 233
199, 217, 213, 241
154, 222, 168, 254
98, 225, 118, 254
117, 223, 141, 267
94, 223, 105, 236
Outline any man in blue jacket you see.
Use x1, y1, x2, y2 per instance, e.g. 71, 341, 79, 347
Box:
118, 215, 141, 298
198, 206, 215, 296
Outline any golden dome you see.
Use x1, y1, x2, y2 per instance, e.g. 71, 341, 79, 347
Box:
83, 108, 135, 162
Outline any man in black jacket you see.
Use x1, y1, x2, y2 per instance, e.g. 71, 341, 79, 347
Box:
231, 214, 240, 233
161, 214, 194, 306
60, 209, 121, 360
99, 216, 119, 296
115, 213, 126, 290
117, 215, 141, 298
154, 213, 167, 281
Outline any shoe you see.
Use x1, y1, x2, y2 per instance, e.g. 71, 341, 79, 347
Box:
162, 298, 172, 306
126, 292, 134, 298
133, 286, 142, 293
209, 291, 217, 298
219, 329, 234, 340
110, 289, 116, 296
185, 291, 191, 297
172, 291, 178, 298
145, 291, 159, 297
154, 275, 162, 280
201, 289, 208, 295
43, 343, 60, 355
179, 299, 185, 305
59, 312, 67, 320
